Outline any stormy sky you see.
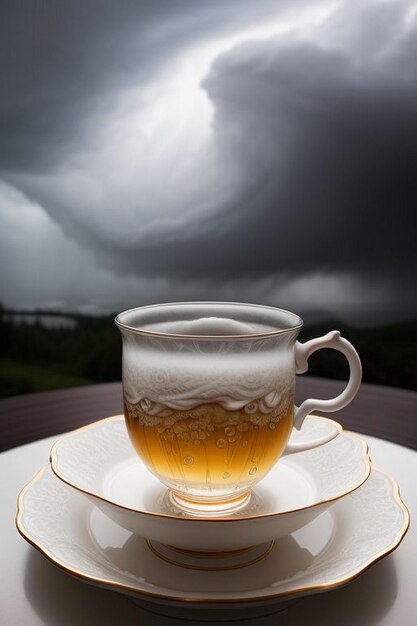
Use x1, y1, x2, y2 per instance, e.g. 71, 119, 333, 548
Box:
0, 0, 416, 324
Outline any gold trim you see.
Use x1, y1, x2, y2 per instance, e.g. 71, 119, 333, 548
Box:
114, 301, 303, 340
49, 415, 370, 522
167, 544, 254, 558
146, 539, 275, 571
16, 463, 410, 604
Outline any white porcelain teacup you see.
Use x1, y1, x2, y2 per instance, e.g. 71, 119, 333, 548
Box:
115, 302, 362, 515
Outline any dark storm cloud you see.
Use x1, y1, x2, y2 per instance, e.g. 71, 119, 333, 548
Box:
0, 0, 297, 170
187, 34, 417, 282
44, 7, 415, 286
0, 0, 200, 170
0, 0, 416, 320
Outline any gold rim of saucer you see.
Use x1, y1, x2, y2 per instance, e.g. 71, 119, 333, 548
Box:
49, 415, 371, 523
16, 463, 410, 604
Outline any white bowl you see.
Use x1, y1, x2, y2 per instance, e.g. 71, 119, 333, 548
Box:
50, 415, 370, 551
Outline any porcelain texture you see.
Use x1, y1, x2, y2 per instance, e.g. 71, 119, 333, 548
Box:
16, 465, 409, 609
49, 416, 370, 550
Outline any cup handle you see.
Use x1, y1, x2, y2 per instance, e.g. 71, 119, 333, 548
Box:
293, 329, 362, 431
283, 331, 361, 456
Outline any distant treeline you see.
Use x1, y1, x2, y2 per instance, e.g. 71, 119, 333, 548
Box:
0, 306, 416, 398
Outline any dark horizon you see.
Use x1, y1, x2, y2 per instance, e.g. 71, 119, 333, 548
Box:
2, 304, 417, 330
1, 307, 416, 398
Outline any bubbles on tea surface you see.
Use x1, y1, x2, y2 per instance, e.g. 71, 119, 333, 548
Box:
124, 396, 294, 505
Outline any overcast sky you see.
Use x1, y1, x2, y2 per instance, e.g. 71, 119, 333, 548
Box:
0, 0, 416, 324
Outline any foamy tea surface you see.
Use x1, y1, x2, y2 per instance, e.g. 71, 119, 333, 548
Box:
123, 316, 294, 414
142, 316, 275, 336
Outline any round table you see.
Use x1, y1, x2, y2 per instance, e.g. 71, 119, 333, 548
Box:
1, 379, 416, 625
0, 377, 416, 451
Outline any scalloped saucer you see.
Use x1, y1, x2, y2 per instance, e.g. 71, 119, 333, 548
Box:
16, 464, 409, 620
49, 415, 370, 552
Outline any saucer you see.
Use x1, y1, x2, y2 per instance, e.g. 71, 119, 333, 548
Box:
49, 415, 370, 551
16, 464, 409, 618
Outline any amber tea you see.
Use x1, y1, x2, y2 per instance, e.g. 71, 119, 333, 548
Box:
125, 395, 293, 510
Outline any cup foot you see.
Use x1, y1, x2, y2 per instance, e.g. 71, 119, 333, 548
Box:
147, 539, 275, 570
168, 490, 251, 517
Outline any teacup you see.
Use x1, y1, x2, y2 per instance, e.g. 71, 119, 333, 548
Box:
115, 302, 361, 515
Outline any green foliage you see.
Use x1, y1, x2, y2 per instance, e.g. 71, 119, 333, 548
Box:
0, 309, 415, 398
0, 357, 91, 395
0, 310, 121, 397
